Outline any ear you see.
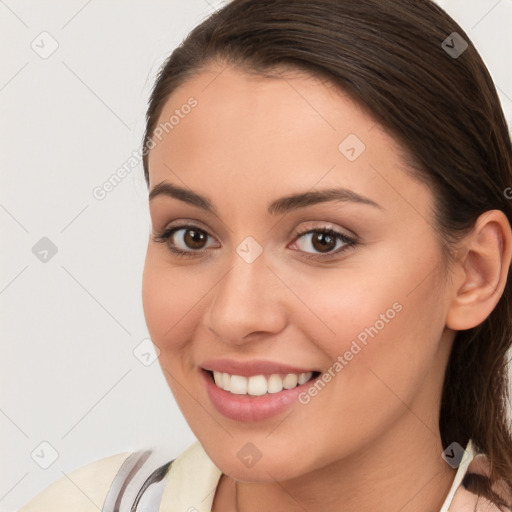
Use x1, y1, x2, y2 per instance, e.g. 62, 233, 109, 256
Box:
446, 210, 512, 331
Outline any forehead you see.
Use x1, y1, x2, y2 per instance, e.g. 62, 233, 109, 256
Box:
145, 63, 431, 221
150, 65, 394, 167
151, 64, 377, 140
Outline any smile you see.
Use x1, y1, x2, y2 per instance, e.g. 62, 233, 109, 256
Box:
201, 367, 322, 422
211, 370, 318, 395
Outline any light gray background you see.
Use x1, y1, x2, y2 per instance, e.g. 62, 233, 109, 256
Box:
1, 1, 511, 510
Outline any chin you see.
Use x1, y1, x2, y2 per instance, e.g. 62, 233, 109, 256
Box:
203, 437, 327, 483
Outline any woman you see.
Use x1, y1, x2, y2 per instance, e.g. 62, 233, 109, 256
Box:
18, 0, 512, 510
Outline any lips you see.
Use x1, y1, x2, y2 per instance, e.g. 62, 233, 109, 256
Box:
200, 358, 322, 421
201, 357, 320, 376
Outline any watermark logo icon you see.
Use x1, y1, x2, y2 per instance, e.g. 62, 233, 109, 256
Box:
338, 134, 366, 161
237, 442, 262, 468
236, 236, 263, 264
31, 31, 59, 59
31, 441, 59, 469
32, 237, 58, 263
133, 338, 160, 366
442, 32, 468, 59
442, 441, 469, 469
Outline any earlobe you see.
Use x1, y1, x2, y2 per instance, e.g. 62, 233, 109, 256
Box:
446, 210, 512, 331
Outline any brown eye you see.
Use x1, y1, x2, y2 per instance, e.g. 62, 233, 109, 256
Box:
310, 232, 337, 253
153, 224, 218, 256
291, 227, 356, 260
182, 228, 208, 250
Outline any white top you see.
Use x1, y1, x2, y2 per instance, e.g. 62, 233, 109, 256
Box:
439, 439, 475, 512
17, 438, 485, 512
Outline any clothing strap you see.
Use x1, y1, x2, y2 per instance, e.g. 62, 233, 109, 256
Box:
101, 448, 175, 512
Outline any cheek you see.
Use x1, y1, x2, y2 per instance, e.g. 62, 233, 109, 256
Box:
142, 248, 205, 356
278, 271, 447, 469
298, 244, 445, 362
142, 249, 207, 415
288, 247, 447, 407
275, 254, 407, 358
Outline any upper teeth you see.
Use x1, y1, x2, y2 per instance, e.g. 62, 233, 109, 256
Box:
213, 371, 314, 395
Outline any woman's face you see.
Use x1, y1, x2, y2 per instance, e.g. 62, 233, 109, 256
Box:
142, 64, 456, 481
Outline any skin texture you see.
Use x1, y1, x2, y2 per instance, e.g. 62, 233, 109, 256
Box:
142, 64, 512, 512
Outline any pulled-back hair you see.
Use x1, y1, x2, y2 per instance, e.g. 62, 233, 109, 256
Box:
142, 1, 512, 507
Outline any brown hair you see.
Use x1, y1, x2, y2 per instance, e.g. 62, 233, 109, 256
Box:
142, 0, 512, 507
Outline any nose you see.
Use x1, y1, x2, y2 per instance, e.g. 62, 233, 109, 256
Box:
205, 249, 287, 345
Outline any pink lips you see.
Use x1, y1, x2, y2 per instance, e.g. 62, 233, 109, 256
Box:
200, 358, 320, 422
201, 357, 317, 376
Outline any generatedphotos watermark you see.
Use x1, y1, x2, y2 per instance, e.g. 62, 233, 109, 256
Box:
92, 96, 198, 200
298, 301, 403, 405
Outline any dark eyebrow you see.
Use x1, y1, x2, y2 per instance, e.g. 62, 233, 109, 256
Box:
267, 187, 382, 214
148, 181, 382, 215
149, 181, 217, 213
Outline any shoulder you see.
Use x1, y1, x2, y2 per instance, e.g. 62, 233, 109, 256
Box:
449, 447, 512, 512
17, 451, 132, 512
160, 440, 223, 510
17, 442, 211, 512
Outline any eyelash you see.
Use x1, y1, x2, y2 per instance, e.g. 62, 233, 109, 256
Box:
153, 223, 358, 261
